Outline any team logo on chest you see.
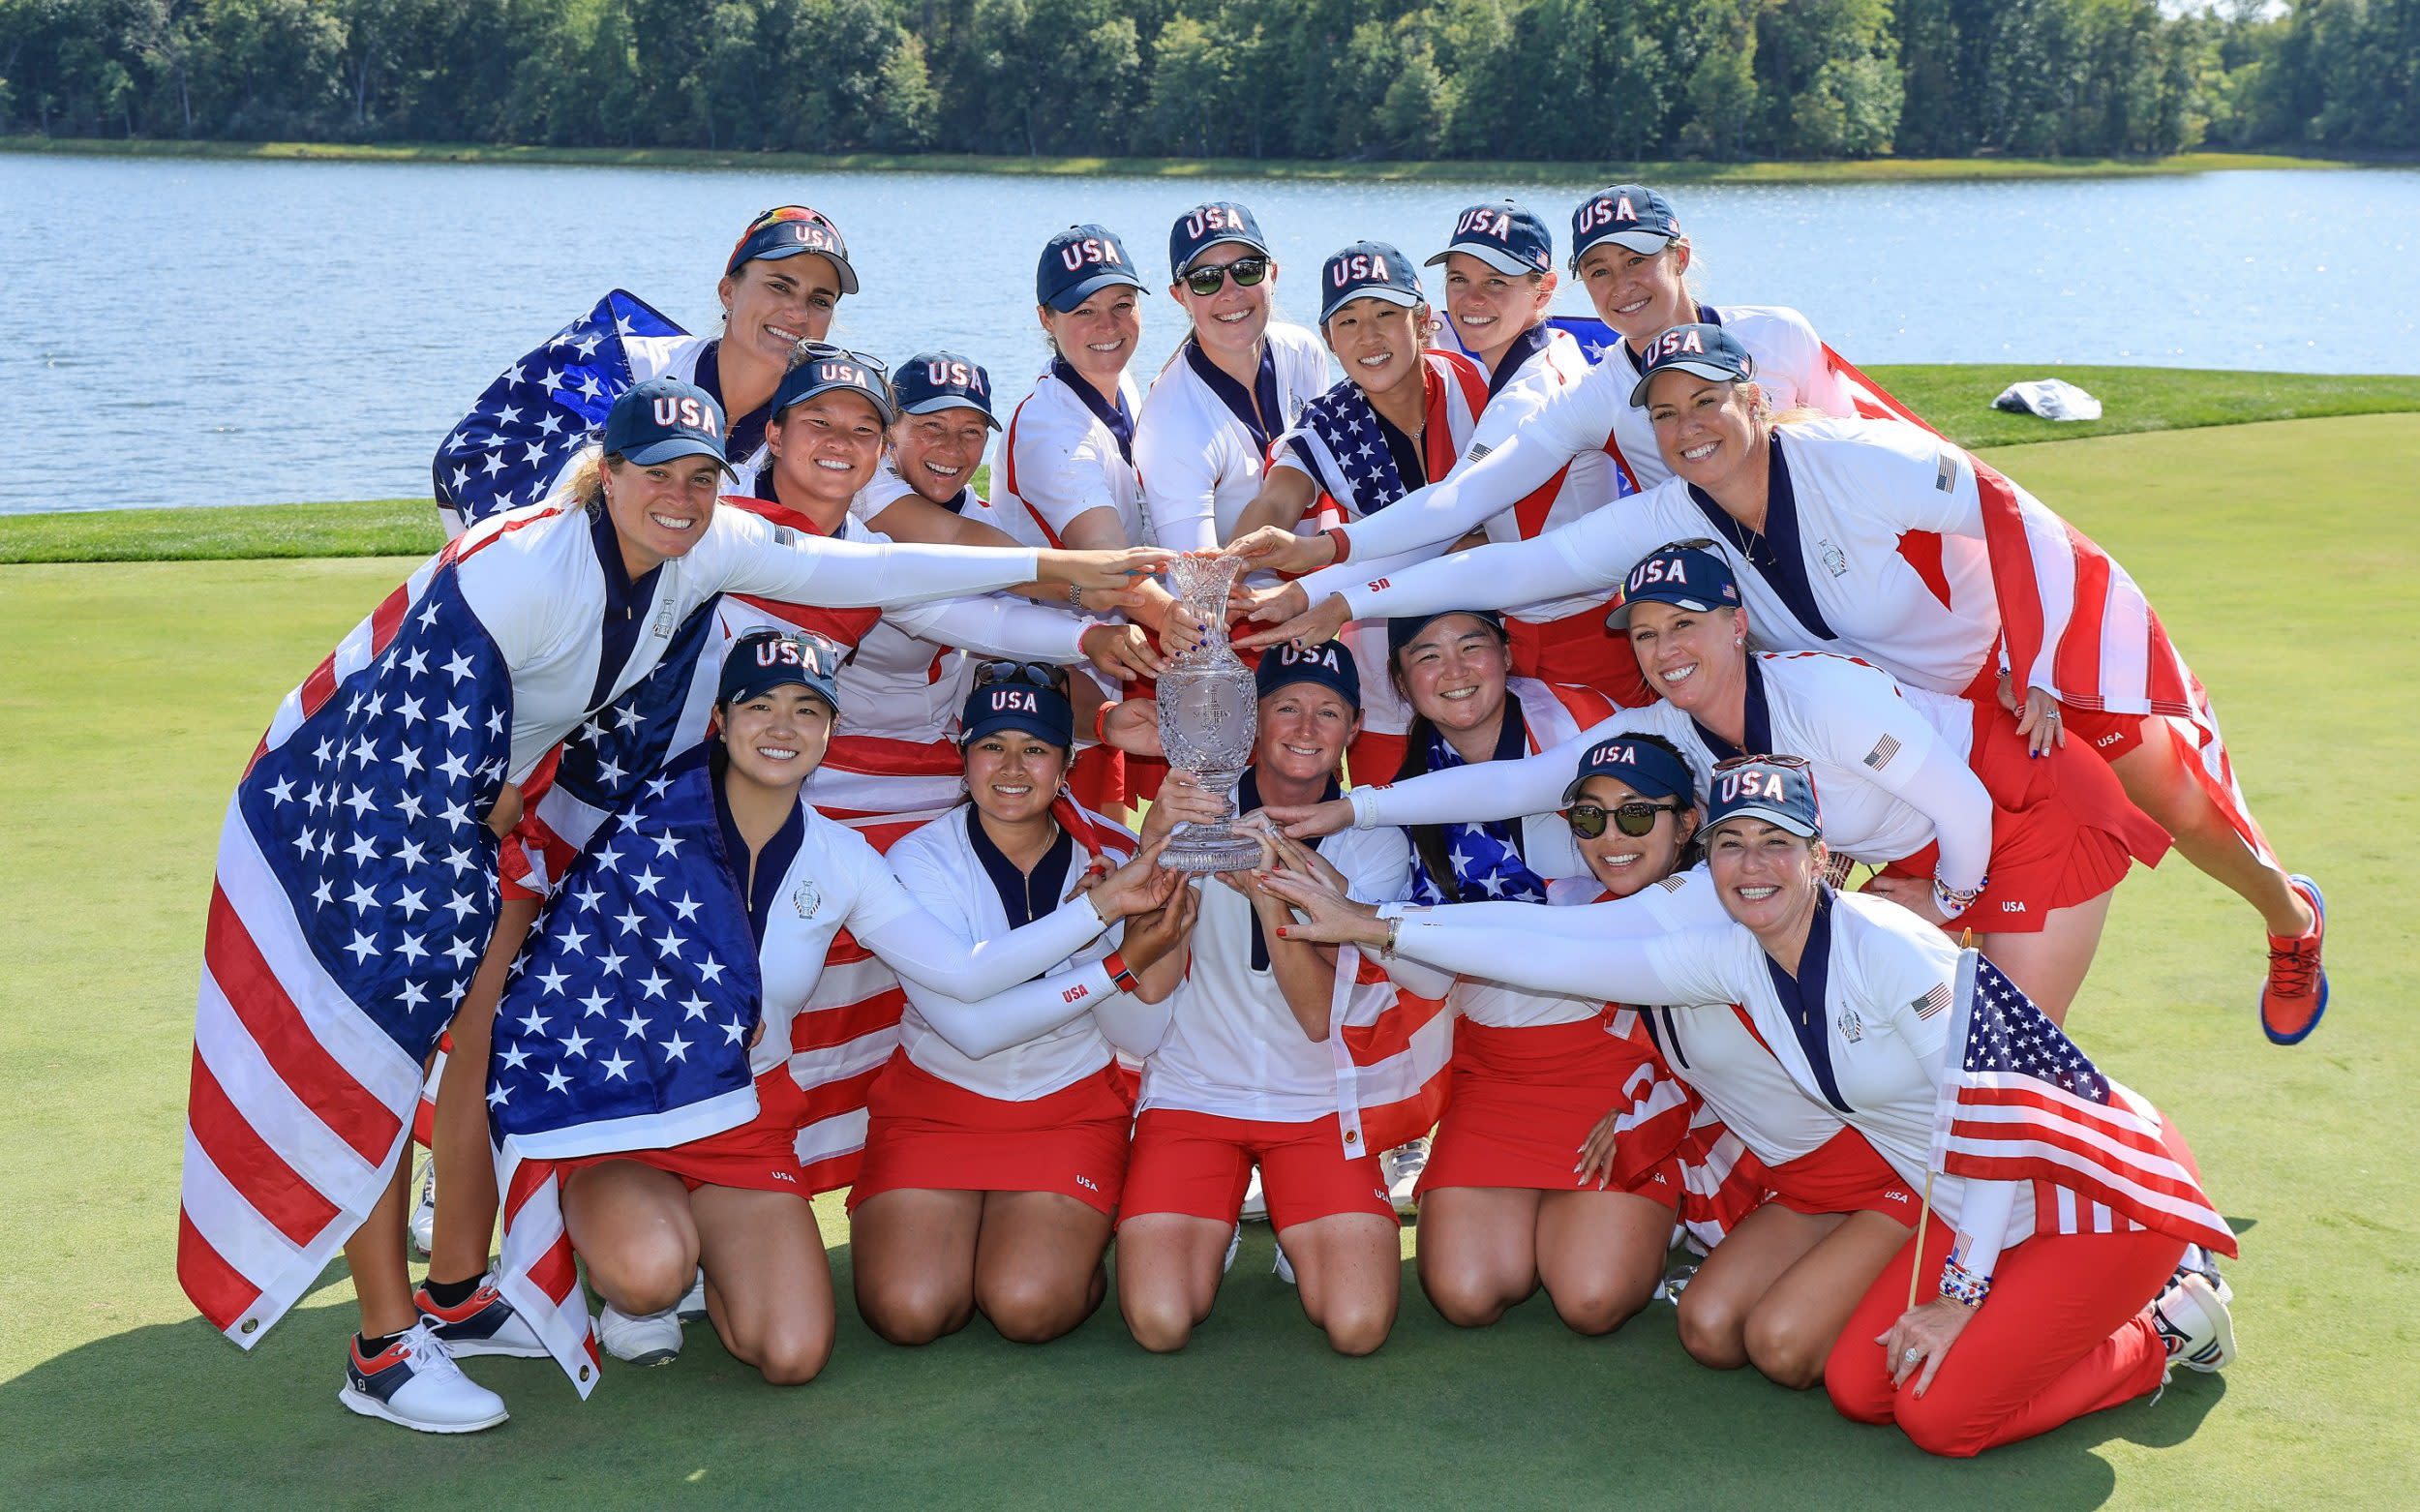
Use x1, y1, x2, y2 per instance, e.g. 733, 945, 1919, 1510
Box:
792, 879, 822, 920
1819, 539, 1848, 579
1836, 1005, 1863, 1043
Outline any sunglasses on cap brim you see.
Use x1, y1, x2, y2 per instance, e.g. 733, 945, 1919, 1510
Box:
974, 660, 1071, 695
1182, 256, 1270, 298
1563, 800, 1687, 840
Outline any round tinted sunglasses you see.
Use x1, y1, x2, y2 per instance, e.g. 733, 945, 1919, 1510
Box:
1563, 800, 1686, 840
1182, 256, 1270, 298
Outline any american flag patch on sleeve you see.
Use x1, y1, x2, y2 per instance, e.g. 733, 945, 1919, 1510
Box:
1863, 735, 1901, 770
1934, 452, 1957, 493
1466, 442, 1493, 464
1913, 984, 1951, 1018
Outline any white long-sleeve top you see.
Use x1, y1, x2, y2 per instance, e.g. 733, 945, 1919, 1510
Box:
1349, 650, 1994, 894
1137, 815, 1412, 1123
1330, 419, 1999, 699
1296, 305, 1851, 607
1134, 325, 1332, 551
742, 797, 1114, 1082
887, 805, 1171, 1099
451, 496, 1045, 784
1382, 885, 2030, 1269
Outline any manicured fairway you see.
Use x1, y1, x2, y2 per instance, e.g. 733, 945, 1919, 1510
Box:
4, 416, 2416, 1508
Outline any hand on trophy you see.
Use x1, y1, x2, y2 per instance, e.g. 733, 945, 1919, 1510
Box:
1155, 554, 1265, 873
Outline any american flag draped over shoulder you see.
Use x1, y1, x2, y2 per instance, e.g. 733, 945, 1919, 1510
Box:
1285, 381, 1414, 519
491, 750, 764, 1395
434, 290, 687, 533
1930, 952, 2236, 1258
181, 550, 513, 1344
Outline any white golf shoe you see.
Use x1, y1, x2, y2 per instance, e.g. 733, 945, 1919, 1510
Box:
338, 1322, 508, 1434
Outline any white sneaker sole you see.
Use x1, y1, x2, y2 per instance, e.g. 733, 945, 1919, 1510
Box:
2181, 1275, 2238, 1373
606, 1344, 681, 1368
337, 1386, 507, 1435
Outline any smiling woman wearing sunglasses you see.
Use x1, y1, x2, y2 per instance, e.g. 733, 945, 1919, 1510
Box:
1134, 201, 1333, 554
1265, 756, 2239, 1459
849, 663, 1206, 1348
1260, 543, 2163, 1022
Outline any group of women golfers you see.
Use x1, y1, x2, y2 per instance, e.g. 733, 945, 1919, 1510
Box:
196, 185, 2328, 1460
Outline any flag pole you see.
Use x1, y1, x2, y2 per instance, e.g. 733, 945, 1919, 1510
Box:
1910, 929, 1976, 1312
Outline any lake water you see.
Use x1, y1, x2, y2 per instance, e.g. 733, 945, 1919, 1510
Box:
5, 153, 2417, 515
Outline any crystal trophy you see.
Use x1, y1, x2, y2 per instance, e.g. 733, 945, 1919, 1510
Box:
1155, 553, 1263, 873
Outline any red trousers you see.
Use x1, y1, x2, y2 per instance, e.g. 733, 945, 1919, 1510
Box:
1824, 1219, 2182, 1457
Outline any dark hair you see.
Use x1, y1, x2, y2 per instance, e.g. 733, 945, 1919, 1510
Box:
1568, 729, 1705, 873
1387, 615, 1513, 902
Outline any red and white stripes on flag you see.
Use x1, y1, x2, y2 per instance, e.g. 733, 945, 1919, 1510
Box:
1601, 1008, 1770, 1253
1825, 345, 2273, 865
1326, 945, 1452, 1158
1968, 457, 2274, 864
1930, 950, 2237, 1258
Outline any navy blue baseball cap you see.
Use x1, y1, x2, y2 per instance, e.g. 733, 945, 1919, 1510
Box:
1627, 322, 1755, 407
724, 205, 860, 294
892, 351, 1000, 430
601, 377, 729, 469
1256, 638, 1362, 711
1169, 201, 1271, 280
1038, 224, 1148, 313
1706, 755, 1823, 840
772, 344, 896, 426
1569, 184, 1682, 269
1386, 608, 1505, 659
719, 628, 845, 713
1604, 541, 1739, 630
1318, 241, 1425, 325
960, 663, 1075, 748
1561, 736, 1698, 807
1427, 200, 1554, 277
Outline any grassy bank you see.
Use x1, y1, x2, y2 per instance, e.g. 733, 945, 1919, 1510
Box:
5, 414, 2415, 1509
1, 135, 2371, 185
6, 365, 2417, 566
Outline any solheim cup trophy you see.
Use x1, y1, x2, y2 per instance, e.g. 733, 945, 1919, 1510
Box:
1155, 553, 1264, 873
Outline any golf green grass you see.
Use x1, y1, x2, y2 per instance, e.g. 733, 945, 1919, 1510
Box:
4, 415, 2416, 1507
8, 365, 2417, 565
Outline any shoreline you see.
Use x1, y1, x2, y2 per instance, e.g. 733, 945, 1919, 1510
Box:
0, 136, 2384, 185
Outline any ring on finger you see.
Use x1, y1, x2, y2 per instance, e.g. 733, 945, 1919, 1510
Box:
1901, 1346, 1921, 1363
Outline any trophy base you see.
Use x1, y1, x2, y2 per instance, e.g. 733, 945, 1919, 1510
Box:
1157, 832, 1265, 874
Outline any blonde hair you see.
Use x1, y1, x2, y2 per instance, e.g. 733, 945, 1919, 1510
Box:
563, 452, 614, 510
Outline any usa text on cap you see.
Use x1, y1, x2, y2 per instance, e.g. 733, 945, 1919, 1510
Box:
1627, 322, 1754, 407
1255, 638, 1362, 710
1169, 201, 1271, 280
1569, 184, 1681, 269
1038, 225, 1148, 313
1706, 755, 1823, 839
1560, 736, 1697, 807
601, 377, 729, 469
1319, 241, 1424, 325
773, 345, 896, 426
1604, 541, 1739, 629
893, 351, 1000, 430
720, 628, 846, 712
726, 205, 861, 294
1427, 200, 1554, 276
961, 664, 1075, 748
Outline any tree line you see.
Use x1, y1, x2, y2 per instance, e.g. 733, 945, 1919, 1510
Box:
4, 0, 2414, 163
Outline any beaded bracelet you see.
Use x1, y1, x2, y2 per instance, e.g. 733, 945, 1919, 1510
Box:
1937, 1254, 1992, 1308
1932, 874, 1986, 920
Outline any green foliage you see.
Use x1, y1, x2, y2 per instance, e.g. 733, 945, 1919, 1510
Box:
0, 0, 2410, 158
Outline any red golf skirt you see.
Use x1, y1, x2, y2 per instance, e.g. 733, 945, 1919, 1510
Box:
1872, 698, 2169, 931
1505, 607, 1652, 709
1418, 1015, 1681, 1205
1762, 1128, 1919, 1222
848, 1051, 1135, 1217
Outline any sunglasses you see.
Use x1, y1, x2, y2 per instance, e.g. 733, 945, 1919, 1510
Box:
1182, 256, 1270, 298
1563, 800, 1686, 840
1709, 752, 1813, 773
787, 339, 891, 378
975, 660, 1070, 696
